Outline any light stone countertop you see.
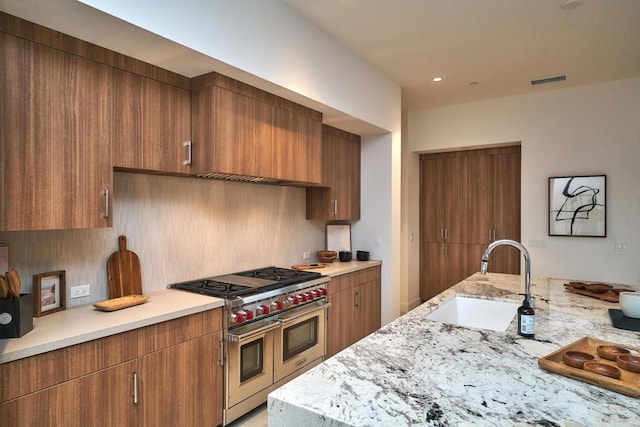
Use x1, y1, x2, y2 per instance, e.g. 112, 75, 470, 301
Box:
0, 262, 379, 365
269, 272, 640, 426
300, 260, 382, 277
0, 289, 224, 364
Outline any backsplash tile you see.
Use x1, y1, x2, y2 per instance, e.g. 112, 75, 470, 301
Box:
0, 172, 325, 306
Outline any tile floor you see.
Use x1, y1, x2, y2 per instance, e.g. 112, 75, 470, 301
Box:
228, 403, 268, 427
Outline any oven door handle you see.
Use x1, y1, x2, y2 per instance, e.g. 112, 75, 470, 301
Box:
277, 301, 331, 325
227, 319, 282, 342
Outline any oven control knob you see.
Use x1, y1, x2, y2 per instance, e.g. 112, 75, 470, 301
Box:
310, 290, 318, 299
232, 312, 245, 323
292, 295, 300, 305
245, 310, 254, 320
301, 293, 309, 302
257, 305, 269, 315
274, 301, 284, 310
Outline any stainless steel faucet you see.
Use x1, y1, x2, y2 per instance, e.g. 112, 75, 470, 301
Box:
481, 239, 533, 306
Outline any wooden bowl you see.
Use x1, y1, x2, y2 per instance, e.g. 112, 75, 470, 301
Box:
562, 351, 595, 369
617, 353, 640, 373
585, 283, 613, 294
583, 362, 622, 379
316, 251, 337, 263
597, 345, 631, 361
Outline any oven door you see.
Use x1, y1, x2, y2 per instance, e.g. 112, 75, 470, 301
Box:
226, 319, 280, 408
273, 300, 329, 383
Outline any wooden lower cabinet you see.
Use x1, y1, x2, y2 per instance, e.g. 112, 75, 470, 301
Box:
326, 266, 381, 358
0, 361, 137, 426
0, 309, 223, 427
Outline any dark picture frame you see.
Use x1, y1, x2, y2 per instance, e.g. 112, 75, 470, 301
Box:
549, 175, 606, 237
33, 270, 66, 317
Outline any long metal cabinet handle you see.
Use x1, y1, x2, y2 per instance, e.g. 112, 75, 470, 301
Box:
444, 228, 448, 241
220, 341, 224, 367
355, 291, 359, 308
334, 200, 338, 215
133, 372, 138, 404
489, 229, 492, 242
103, 189, 109, 218
183, 141, 192, 165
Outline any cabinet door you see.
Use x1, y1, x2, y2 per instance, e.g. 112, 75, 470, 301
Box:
137, 333, 222, 426
192, 86, 256, 176
357, 278, 381, 338
306, 126, 360, 220
334, 134, 360, 220
467, 153, 492, 245
491, 150, 521, 273
421, 157, 446, 242
0, 361, 137, 427
1, 34, 111, 230
326, 285, 353, 358
112, 69, 191, 174
443, 156, 469, 244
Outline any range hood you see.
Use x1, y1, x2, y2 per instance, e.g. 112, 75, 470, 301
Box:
196, 172, 283, 185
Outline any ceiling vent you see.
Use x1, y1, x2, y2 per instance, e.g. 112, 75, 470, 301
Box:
530, 75, 567, 86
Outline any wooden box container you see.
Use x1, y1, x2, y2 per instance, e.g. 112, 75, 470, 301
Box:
0, 294, 34, 338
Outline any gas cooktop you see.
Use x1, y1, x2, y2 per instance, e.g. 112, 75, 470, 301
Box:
170, 266, 322, 298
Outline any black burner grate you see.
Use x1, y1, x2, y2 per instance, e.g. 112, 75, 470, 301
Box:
171, 267, 322, 299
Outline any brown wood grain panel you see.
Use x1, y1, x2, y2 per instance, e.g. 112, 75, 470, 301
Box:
138, 333, 222, 426
112, 68, 191, 173
0, 330, 138, 403
137, 309, 222, 355
1, 11, 190, 90
0, 360, 137, 427
1, 34, 112, 230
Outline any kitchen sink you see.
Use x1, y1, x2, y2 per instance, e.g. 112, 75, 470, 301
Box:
424, 295, 519, 332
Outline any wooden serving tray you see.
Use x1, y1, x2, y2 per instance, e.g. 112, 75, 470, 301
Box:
564, 283, 635, 302
93, 294, 149, 312
539, 336, 640, 397
292, 264, 329, 270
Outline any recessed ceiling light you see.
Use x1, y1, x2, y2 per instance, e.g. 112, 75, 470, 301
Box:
560, 0, 582, 10
432, 77, 442, 82
469, 81, 479, 86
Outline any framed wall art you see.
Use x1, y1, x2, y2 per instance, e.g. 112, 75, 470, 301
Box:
33, 270, 66, 317
549, 175, 606, 237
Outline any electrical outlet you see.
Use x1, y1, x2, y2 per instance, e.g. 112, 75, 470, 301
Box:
615, 241, 629, 251
303, 251, 311, 260
70, 284, 91, 299
529, 239, 546, 248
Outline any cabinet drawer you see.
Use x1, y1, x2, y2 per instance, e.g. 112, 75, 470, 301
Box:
0, 329, 138, 403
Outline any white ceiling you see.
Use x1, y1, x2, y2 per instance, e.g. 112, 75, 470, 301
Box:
281, 0, 640, 110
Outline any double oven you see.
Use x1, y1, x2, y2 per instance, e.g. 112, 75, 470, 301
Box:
171, 266, 330, 425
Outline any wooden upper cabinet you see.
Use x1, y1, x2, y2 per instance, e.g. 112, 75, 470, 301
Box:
112, 69, 192, 174
0, 33, 112, 231
306, 125, 361, 220
191, 73, 322, 184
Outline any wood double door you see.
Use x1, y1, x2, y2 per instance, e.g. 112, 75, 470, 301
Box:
420, 146, 521, 301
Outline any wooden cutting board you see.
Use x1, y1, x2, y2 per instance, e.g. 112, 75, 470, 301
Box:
107, 236, 142, 299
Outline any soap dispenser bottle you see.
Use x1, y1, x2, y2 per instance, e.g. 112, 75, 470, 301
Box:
518, 294, 535, 338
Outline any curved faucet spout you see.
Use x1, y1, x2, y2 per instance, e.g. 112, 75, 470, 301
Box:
480, 239, 532, 305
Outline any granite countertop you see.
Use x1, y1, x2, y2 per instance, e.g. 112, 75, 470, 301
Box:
269, 273, 640, 426
0, 289, 224, 364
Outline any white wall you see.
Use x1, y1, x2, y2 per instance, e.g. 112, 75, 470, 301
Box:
407, 77, 640, 289
353, 133, 400, 322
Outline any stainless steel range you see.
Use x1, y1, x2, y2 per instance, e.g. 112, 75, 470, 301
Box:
170, 266, 330, 425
